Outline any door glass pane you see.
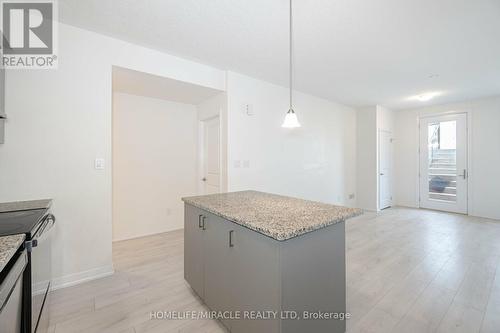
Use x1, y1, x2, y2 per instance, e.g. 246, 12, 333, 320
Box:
427, 120, 457, 202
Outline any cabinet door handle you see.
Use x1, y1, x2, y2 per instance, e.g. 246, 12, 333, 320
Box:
198, 215, 203, 229
202, 216, 206, 230
229, 230, 234, 247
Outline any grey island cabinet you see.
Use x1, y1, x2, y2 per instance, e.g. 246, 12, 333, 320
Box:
182, 191, 362, 333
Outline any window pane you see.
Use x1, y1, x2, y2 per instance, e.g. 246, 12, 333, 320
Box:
427, 121, 457, 202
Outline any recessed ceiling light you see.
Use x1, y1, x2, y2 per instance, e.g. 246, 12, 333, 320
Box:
409, 92, 442, 102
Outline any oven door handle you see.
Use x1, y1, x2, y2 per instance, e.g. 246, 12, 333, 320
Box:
35, 214, 55, 238
42, 214, 56, 234
28, 214, 56, 252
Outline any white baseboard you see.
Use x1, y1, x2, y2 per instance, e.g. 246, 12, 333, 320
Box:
112, 226, 183, 242
51, 265, 114, 291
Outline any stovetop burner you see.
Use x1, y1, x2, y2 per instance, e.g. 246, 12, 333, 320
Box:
0, 208, 47, 237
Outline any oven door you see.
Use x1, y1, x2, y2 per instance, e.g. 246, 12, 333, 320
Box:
30, 214, 55, 333
0, 250, 27, 333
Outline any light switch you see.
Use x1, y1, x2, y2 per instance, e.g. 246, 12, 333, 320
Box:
95, 158, 105, 170
243, 160, 250, 168
234, 160, 241, 168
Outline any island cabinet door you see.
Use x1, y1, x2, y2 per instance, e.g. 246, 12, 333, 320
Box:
280, 222, 346, 333
229, 224, 281, 333
203, 213, 235, 330
184, 204, 205, 298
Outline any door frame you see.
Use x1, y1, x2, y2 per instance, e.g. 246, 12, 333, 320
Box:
417, 111, 472, 214
198, 115, 222, 194
378, 129, 393, 210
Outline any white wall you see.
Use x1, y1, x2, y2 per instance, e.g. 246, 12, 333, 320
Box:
356, 107, 377, 211
226, 72, 357, 206
0, 22, 361, 289
0, 23, 225, 289
112, 93, 198, 241
394, 96, 500, 220
356, 105, 395, 211
377, 105, 395, 134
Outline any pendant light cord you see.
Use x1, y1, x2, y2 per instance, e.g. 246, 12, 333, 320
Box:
289, 0, 293, 111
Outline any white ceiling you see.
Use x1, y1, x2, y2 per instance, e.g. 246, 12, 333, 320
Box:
112, 67, 222, 104
60, 0, 500, 110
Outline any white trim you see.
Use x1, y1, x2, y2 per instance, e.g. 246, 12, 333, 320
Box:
466, 111, 473, 216
33, 280, 50, 296
418, 110, 469, 118
112, 227, 183, 242
415, 116, 421, 207
218, 112, 223, 192
50, 265, 114, 291
197, 120, 204, 195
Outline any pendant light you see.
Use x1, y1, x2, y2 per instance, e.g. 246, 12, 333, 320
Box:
281, 0, 301, 128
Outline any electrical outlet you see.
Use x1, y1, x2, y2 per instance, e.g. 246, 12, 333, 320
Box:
234, 160, 241, 168
349, 193, 355, 200
243, 160, 250, 168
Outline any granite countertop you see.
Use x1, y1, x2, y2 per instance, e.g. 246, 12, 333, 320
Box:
0, 199, 52, 213
182, 191, 362, 241
0, 234, 25, 273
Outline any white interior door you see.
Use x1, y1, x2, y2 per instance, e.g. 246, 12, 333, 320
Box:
419, 113, 468, 214
379, 130, 393, 210
202, 117, 220, 194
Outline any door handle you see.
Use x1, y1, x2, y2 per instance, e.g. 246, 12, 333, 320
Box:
198, 215, 206, 230
380, 173, 384, 176
461, 169, 467, 179
229, 230, 234, 247
201, 177, 207, 182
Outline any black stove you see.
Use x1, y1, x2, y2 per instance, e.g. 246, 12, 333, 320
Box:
0, 206, 55, 333
0, 209, 47, 236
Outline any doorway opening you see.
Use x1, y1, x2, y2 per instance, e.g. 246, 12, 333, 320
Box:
111, 66, 227, 242
419, 113, 468, 214
199, 116, 220, 194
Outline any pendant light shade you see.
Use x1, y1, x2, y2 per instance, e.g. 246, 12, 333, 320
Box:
282, 108, 301, 128
281, 0, 301, 128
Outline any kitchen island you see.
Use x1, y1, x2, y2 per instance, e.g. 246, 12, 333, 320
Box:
182, 191, 361, 333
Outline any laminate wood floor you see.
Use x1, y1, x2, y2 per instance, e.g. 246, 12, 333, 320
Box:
48, 207, 500, 332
